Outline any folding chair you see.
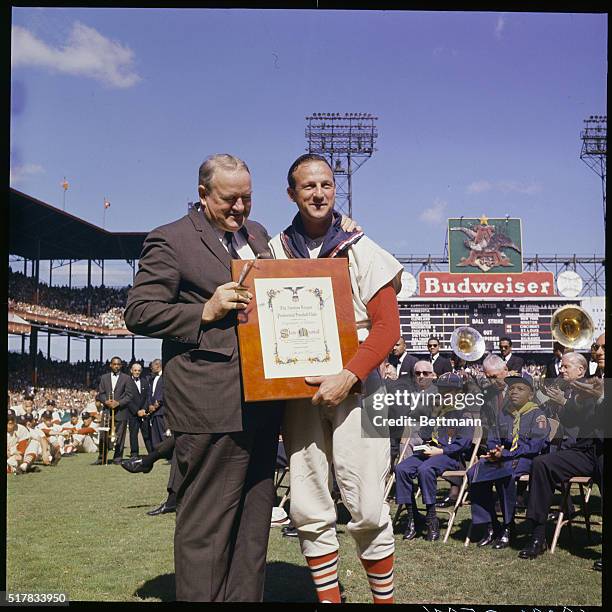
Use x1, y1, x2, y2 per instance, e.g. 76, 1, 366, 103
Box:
549, 476, 599, 553
439, 425, 482, 543
392, 426, 482, 535
463, 418, 560, 546
384, 426, 413, 500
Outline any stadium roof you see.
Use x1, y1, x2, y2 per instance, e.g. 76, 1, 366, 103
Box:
9, 188, 148, 260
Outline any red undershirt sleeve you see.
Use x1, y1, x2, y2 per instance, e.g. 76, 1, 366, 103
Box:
344, 282, 400, 382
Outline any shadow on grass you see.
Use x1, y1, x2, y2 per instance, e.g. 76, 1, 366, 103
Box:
132, 564, 333, 603
134, 573, 175, 602
264, 561, 347, 603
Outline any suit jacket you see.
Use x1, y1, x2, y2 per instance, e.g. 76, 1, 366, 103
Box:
430, 355, 452, 376
124, 207, 274, 434
397, 352, 418, 378
546, 358, 562, 379
147, 374, 165, 418
96, 372, 134, 422
503, 353, 524, 373
127, 377, 150, 418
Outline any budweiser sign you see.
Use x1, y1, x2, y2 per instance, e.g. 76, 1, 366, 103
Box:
418, 271, 556, 298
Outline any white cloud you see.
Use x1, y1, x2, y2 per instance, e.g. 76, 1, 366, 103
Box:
495, 14, 506, 39
11, 22, 141, 89
10, 163, 45, 185
420, 198, 447, 225
467, 179, 542, 195
467, 180, 492, 194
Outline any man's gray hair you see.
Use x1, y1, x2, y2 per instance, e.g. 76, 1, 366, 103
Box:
198, 154, 250, 193
414, 359, 434, 372
483, 354, 507, 372
562, 351, 588, 371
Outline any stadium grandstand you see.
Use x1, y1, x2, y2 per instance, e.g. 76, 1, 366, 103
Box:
8, 188, 149, 391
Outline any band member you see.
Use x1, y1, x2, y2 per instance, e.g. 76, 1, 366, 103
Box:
147, 359, 166, 448
269, 153, 403, 604
127, 362, 152, 456
394, 372, 475, 542
467, 373, 549, 549
95, 356, 133, 465
124, 154, 283, 602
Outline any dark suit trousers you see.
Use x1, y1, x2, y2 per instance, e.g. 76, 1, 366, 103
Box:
526, 446, 599, 525
112, 419, 129, 460
150, 415, 166, 448
173, 409, 280, 602
128, 415, 153, 456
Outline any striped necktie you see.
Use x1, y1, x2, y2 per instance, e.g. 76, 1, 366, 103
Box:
224, 232, 240, 259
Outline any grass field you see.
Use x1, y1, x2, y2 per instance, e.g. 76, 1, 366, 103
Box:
6, 454, 602, 604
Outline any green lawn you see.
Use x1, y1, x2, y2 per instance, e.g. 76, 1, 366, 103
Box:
6, 454, 602, 604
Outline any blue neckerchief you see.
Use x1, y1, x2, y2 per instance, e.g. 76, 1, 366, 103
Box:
280, 211, 363, 259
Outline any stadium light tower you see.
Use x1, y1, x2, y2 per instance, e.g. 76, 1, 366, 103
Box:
305, 112, 378, 217
580, 115, 607, 226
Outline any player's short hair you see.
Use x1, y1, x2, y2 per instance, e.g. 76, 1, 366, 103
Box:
287, 154, 334, 190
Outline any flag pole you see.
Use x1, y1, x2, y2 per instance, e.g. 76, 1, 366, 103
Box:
61, 177, 69, 210
103, 197, 107, 229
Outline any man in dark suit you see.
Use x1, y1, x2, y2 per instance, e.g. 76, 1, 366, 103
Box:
94, 356, 133, 465
124, 154, 283, 602
147, 359, 166, 448
127, 362, 152, 457
388, 337, 417, 378
545, 342, 566, 379
499, 337, 524, 374
426, 336, 452, 376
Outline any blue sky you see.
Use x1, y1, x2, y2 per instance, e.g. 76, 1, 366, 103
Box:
9, 9, 607, 362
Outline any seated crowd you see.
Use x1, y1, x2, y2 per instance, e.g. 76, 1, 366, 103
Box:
8, 269, 128, 330
383, 332, 604, 569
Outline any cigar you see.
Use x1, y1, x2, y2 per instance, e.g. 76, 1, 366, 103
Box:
237, 254, 261, 286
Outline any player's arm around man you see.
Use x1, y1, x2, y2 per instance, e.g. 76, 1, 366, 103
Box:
268, 154, 402, 604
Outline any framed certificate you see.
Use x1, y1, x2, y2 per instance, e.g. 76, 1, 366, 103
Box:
231, 258, 359, 401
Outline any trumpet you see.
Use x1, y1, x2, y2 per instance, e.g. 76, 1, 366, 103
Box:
450, 326, 486, 362
550, 304, 594, 350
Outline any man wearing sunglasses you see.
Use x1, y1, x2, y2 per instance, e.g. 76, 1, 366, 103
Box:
426, 337, 452, 377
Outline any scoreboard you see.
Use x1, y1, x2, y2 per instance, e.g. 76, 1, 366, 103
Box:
399, 300, 579, 353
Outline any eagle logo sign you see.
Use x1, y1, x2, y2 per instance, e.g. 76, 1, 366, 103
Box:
449, 215, 521, 272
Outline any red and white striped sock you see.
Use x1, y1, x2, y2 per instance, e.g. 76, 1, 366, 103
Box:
361, 554, 395, 604
306, 551, 341, 603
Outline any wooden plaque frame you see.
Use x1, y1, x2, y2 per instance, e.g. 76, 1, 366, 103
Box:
231, 258, 359, 402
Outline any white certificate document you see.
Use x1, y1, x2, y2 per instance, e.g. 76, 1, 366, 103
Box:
255, 277, 344, 379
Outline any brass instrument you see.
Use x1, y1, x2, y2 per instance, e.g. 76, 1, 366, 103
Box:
450, 326, 486, 362
550, 304, 594, 350
109, 388, 117, 449
98, 388, 116, 465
